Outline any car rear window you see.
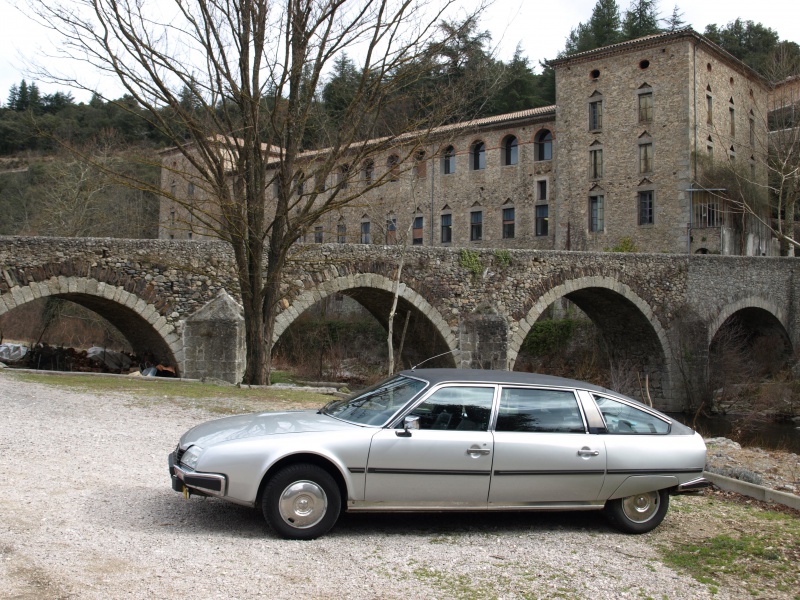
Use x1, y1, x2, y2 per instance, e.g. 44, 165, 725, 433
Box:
593, 395, 670, 434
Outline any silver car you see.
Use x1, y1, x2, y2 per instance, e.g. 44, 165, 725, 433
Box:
168, 369, 708, 539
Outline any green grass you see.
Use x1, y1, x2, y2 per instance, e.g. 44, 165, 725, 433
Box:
660, 504, 800, 598
4, 370, 332, 414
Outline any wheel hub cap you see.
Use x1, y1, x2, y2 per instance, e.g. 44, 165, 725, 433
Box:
278, 480, 328, 529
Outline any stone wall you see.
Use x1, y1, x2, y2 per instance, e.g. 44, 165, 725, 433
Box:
2, 236, 796, 409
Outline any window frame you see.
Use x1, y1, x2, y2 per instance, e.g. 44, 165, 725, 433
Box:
590, 147, 603, 179
470, 210, 483, 242
638, 90, 653, 124
638, 190, 654, 225
502, 135, 518, 166
442, 146, 456, 175
589, 99, 603, 131
471, 141, 486, 171
502, 207, 515, 239
535, 130, 553, 161
440, 213, 452, 244
589, 194, 604, 233
360, 220, 371, 244
535, 204, 549, 237
638, 141, 653, 174
412, 216, 424, 245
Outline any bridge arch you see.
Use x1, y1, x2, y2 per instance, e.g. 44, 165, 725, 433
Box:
708, 296, 791, 350
273, 273, 456, 368
0, 277, 180, 370
508, 276, 674, 403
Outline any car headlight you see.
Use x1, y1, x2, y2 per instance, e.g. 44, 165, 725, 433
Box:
180, 445, 204, 470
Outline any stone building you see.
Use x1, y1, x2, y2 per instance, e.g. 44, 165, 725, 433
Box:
160, 28, 776, 256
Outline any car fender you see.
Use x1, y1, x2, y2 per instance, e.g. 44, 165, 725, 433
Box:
607, 475, 679, 500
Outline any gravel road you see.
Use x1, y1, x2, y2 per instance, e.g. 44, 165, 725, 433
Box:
0, 373, 723, 600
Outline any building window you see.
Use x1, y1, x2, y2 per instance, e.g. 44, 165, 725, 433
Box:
729, 146, 736, 162
441, 213, 452, 243
187, 182, 195, 196
314, 226, 323, 243
729, 106, 735, 136
387, 154, 400, 182
638, 91, 653, 123
692, 192, 723, 228
337, 220, 346, 243
639, 191, 654, 225
337, 164, 350, 190
470, 211, 483, 241
442, 145, 456, 174
590, 148, 603, 179
413, 150, 427, 178
535, 130, 552, 161
502, 207, 515, 239
706, 93, 713, 124
471, 141, 486, 170
362, 160, 374, 185
537, 179, 547, 201
360, 220, 371, 244
295, 172, 305, 196
749, 114, 755, 146
589, 195, 604, 232
412, 216, 424, 245
502, 135, 518, 166
386, 216, 397, 244
589, 100, 603, 130
639, 142, 653, 174
535, 205, 549, 236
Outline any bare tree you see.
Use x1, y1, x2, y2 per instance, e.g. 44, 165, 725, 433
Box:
25, 0, 488, 383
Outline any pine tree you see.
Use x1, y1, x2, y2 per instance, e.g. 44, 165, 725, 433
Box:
7, 84, 18, 110
663, 4, 686, 31
564, 0, 622, 54
622, 0, 662, 40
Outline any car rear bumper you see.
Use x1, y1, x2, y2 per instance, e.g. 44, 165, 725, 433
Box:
168, 451, 227, 497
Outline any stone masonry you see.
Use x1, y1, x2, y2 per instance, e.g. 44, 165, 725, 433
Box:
2, 236, 797, 411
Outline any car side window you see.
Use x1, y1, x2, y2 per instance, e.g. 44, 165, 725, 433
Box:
593, 395, 670, 434
406, 386, 495, 431
496, 388, 585, 433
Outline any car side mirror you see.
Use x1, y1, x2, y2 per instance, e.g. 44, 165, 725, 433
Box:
396, 415, 420, 437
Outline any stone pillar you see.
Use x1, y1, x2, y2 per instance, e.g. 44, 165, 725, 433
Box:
182, 291, 245, 383
458, 312, 509, 370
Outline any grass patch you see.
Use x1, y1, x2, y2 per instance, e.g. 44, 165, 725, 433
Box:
658, 496, 800, 598
4, 371, 331, 414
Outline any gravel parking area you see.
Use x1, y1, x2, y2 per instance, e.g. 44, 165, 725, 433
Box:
0, 373, 725, 600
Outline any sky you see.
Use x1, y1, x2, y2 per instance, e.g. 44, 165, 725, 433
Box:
2, 0, 800, 104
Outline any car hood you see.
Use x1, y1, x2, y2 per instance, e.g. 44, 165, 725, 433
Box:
180, 410, 360, 447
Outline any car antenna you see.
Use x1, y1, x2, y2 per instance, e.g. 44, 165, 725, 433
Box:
411, 349, 457, 371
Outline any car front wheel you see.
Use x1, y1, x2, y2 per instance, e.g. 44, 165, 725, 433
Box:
604, 489, 669, 534
262, 464, 341, 540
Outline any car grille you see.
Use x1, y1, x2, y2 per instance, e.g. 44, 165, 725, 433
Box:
175, 445, 185, 464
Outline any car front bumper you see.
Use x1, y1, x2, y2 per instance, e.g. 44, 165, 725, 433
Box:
168, 451, 227, 498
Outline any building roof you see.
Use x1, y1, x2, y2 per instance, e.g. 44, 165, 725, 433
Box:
549, 27, 768, 86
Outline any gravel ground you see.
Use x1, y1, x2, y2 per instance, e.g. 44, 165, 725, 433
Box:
0, 373, 730, 600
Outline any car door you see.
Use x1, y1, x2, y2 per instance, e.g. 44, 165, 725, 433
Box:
364, 384, 496, 507
488, 387, 606, 506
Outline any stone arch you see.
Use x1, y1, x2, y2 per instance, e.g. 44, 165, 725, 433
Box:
508, 276, 674, 404
273, 273, 456, 368
708, 296, 789, 348
0, 276, 180, 370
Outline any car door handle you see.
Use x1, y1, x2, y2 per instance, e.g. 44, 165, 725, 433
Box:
577, 447, 600, 457
467, 446, 490, 456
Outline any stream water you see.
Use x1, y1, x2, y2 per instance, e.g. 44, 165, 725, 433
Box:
668, 413, 800, 453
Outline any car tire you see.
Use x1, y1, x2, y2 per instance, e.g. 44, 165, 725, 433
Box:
262, 464, 341, 540
604, 489, 669, 534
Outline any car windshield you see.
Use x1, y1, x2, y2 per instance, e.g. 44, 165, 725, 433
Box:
322, 375, 427, 426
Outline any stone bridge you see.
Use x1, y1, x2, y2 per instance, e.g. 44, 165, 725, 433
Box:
1, 236, 797, 411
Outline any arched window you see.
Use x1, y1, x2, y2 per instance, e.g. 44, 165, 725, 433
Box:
413, 150, 427, 178
535, 130, 552, 161
387, 154, 400, 181
362, 159, 374, 185
501, 135, 518, 166
471, 141, 486, 170
442, 145, 456, 175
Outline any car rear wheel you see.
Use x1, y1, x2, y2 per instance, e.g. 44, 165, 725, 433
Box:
604, 489, 669, 534
262, 464, 341, 540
